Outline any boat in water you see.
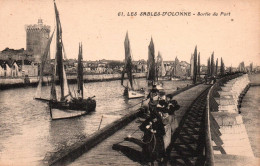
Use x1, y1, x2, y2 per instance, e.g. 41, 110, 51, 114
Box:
156, 52, 169, 81
121, 32, 145, 99
170, 57, 186, 81
147, 37, 164, 90
35, 1, 96, 120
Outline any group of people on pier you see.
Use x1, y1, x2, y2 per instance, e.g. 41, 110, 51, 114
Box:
125, 85, 180, 165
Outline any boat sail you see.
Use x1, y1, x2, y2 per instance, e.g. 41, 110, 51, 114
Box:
147, 37, 163, 90
121, 32, 145, 99
34, 30, 55, 101
35, 0, 96, 120
170, 56, 182, 80
156, 52, 167, 81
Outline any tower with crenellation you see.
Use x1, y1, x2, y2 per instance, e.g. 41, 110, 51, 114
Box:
25, 19, 51, 63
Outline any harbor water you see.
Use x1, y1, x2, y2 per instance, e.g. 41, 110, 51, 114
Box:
0, 78, 191, 165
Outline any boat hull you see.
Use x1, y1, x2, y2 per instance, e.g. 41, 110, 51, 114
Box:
171, 78, 180, 81
124, 88, 145, 99
49, 98, 96, 120
128, 90, 145, 99
155, 83, 164, 90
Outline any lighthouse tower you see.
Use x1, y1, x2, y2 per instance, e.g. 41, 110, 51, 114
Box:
25, 19, 51, 63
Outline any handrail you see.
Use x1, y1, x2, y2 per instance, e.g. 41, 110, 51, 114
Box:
205, 73, 242, 165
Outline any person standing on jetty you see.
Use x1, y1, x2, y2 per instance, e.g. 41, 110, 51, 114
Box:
147, 85, 160, 114
165, 94, 180, 133
139, 109, 166, 165
157, 94, 180, 153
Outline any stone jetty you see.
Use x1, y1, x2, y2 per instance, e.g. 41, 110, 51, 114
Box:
44, 83, 210, 166
212, 74, 254, 156
41, 73, 259, 166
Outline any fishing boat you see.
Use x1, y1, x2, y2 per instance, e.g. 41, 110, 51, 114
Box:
156, 52, 168, 81
35, 1, 96, 120
170, 57, 184, 81
121, 32, 145, 99
147, 38, 164, 90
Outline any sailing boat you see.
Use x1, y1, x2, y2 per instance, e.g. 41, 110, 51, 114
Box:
35, 1, 96, 120
147, 37, 164, 90
156, 52, 167, 81
170, 57, 182, 80
121, 32, 145, 99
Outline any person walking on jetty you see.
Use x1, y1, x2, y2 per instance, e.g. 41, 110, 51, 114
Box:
147, 85, 160, 114
139, 110, 166, 165
156, 94, 180, 153
204, 75, 208, 84
165, 94, 180, 133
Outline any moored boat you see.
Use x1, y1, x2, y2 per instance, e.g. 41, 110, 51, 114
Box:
35, 1, 96, 120
121, 32, 145, 99
147, 37, 164, 90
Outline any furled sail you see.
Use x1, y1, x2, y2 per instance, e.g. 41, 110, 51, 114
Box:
50, 63, 57, 101
147, 38, 156, 82
77, 43, 84, 98
124, 32, 133, 89
35, 30, 55, 99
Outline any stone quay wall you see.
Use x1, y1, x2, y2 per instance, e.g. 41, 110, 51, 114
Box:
210, 74, 254, 157
0, 73, 146, 89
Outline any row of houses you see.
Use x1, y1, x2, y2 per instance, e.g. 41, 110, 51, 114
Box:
0, 62, 38, 77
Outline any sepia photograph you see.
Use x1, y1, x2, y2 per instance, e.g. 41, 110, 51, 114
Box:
0, 0, 259, 165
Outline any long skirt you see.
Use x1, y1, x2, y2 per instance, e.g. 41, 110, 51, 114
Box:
163, 124, 171, 150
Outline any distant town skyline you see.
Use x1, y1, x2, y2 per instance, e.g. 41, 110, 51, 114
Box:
0, 0, 259, 67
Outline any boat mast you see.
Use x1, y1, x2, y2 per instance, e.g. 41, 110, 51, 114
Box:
124, 32, 133, 89
54, 0, 65, 100
77, 43, 84, 98
147, 37, 156, 83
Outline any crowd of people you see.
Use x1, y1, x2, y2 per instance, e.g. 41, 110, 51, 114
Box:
125, 85, 180, 165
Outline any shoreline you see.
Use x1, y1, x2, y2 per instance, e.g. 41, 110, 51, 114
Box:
0, 73, 147, 90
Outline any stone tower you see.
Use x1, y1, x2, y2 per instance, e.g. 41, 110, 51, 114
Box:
25, 19, 51, 63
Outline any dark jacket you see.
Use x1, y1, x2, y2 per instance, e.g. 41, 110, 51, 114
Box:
167, 100, 180, 115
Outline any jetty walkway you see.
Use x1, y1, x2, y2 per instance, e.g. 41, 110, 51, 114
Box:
68, 84, 210, 166
45, 73, 259, 166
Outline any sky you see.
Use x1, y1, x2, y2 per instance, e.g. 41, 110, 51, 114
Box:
0, 0, 259, 67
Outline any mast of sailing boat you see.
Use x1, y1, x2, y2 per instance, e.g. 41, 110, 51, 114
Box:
124, 32, 133, 89
147, 37, 156, 84
77, 43, 84, 98
121, 32, 133, 89
54, 0, 71, 101
121, 32, 145, 99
